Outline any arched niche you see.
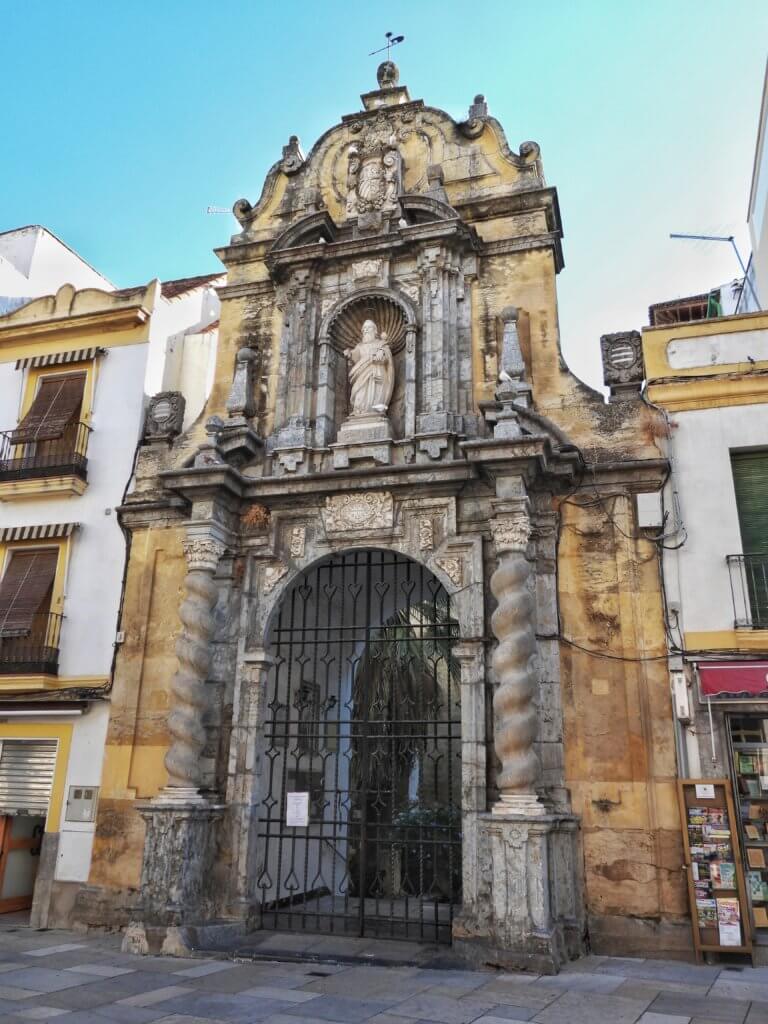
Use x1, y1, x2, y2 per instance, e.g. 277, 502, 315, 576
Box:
314, 289, 418, 446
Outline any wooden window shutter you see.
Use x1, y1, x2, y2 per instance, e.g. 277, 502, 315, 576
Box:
10, 373, 86, 444
732, 451, 768, 554
0, 550, 58, 635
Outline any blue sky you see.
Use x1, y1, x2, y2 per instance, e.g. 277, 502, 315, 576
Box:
2, 1, 767, 388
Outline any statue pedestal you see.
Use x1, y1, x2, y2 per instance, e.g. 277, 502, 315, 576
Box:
121, 796, 224, 955
453, 812, 585, 974
331, 413, 393, 468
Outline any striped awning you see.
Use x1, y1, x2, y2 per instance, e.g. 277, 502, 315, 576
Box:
0, 523, 79, 543
15, 347, 105, 371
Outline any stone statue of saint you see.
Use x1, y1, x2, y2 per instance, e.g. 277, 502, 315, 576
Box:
345, 319, 395, 418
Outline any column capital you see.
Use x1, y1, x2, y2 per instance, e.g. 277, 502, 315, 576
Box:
490, 499, 531, 554
182, 534, 226, 573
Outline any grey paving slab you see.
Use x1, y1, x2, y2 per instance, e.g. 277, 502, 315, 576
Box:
154, 1017, 231, 1024
278, 993, 402, 1022
31, 1014, 107, 1024
66, 964, 137, 978
265, 1017, 370, 1024
0, 984, 38, 1001
379, 991, 494, 1023
649, 993, 749, 1023
172, 960, 238, 978
475, 1018, 532, 1024
11, 1008, 72, 1020
475, 1007, 537, 1021
638, 1013, 692, 1024
528, 971, 626, 993
617, 979, 722, 1000
173, 965, 306, 995
117, 986, 195, 1008
93, 1006, 171, 1023
469, 982, 560, 1011
532, 990, 653, 1024
300, 966, 428, 999
711, 978, 768, 1003
239, 986, 322, 1002
0, 968, 101, 994
24, 944, 89, 958
153, 1017, 219, 1024
746, 1003, 768, 1024
148, 992, 299, 1022
598, 961, 718, 987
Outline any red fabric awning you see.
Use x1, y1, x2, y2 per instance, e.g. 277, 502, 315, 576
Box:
699, 661, 768, 699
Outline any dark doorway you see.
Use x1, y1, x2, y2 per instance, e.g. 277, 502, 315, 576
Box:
256, 548, 462, 943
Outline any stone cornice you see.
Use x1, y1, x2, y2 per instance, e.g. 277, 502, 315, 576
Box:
461, 434, 580, 486
264, 219, 479, 279
160, 458, 478, 510
583, 457, 669, 491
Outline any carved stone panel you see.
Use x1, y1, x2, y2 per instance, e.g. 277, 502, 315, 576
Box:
324, 491, 393, 533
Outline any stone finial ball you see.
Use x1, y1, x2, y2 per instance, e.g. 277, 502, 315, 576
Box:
377, 61, 399, 89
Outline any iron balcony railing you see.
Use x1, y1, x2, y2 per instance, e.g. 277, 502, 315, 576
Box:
0, 421, 91, 484
727, 554, 768, 629
0, 612, 63, 675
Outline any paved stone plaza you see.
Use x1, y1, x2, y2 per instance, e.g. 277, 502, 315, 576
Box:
1, 919, 768, 1024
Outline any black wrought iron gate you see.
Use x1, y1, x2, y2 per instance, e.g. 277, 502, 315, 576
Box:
257, 548, 462, 943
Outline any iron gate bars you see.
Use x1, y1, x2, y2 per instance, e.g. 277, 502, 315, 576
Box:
256, 548, 462, 943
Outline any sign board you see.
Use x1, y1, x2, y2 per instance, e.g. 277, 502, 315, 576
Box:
286, 791, 310, 827
695, 784, 716, 800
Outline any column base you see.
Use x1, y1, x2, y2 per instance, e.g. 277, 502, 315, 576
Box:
492, 793, 547, 816
131, 798, 224, 929
151, 786, 208, 806
454, 811, 586, 974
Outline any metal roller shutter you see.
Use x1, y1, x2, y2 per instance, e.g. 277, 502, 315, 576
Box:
0, 740, 58, 815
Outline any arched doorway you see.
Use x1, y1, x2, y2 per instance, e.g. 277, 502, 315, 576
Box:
256, 548, 462, 943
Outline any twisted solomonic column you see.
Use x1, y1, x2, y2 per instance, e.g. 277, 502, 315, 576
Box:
161, 534, 225, 803
490, 509, 544, 816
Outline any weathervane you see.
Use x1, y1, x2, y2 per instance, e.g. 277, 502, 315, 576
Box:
369, 31, 405, 59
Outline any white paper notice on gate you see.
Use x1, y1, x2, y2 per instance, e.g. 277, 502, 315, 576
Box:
286, 791, 310, 827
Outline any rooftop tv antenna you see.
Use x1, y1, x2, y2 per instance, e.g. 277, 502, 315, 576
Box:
670, 232, 761, 309
369, 31, 405, 59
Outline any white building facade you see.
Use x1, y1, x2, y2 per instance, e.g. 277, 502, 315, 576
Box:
0, 235, 221, 925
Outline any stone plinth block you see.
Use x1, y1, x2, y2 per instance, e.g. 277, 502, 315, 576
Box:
453, 812, 585, 974
133, 799, 224, 928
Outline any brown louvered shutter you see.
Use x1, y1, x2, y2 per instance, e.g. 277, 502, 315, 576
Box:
11, 373, 85, 444
0, 550, 58, 636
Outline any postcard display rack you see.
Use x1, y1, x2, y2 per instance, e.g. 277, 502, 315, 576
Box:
732, 745, 768, 933
678, 779, 752, 960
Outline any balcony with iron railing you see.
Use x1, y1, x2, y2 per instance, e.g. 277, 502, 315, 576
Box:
0, 613, 63, 676
0, 422, 91, 488
727, 554, 768, 629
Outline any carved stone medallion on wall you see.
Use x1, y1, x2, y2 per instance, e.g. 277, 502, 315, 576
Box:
144, 392, 185, 442
324, 491, 393, 533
